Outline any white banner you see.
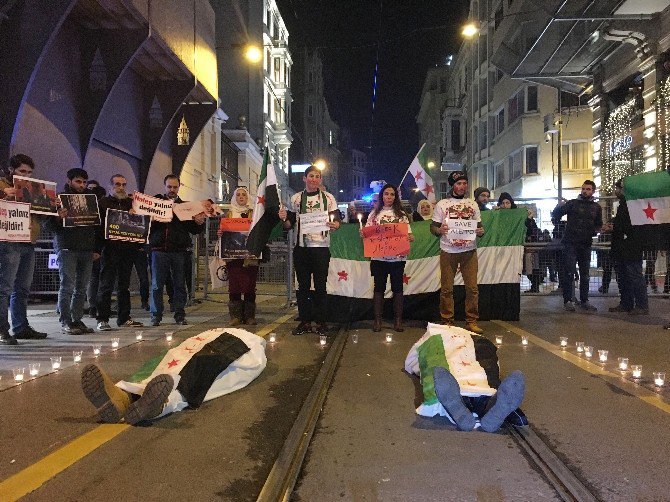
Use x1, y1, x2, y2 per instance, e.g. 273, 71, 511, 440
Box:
0, 200, 31, 242
446, 218, 477, 241
132, 192, 173, 223
298, 211, 330, 233
173, 200, 222, 221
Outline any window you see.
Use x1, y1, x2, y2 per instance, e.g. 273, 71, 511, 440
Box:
266, 6, 271, 26
509, 149, 523, 180
494, 4, 503, 29
450, 120, 461, 151
274, 58, 281, 82
329, 130, 333, 146
561, 142, 592, 171
439, 182, 448, 200
479, 120, 487, 151
495, 161, 506, 187
526, 86, 538, 111
496, 108, 505, 136
508, 93, 519, 124
266, 50, 271, 73
285, 62, 290, 86
267, 92, 271, 114
525, 146, 538, 174
274, 99, 281, 123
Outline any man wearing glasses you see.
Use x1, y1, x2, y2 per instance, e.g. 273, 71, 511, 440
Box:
94, 174, 143, 331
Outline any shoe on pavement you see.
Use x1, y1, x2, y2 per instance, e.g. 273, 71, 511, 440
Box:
313, 323, 327, 336
579, 301, 597, 312
628, 307, 649, 315
151, 317, 161, 327
0, 331, 18, 345
174, 318, 188, 326
124, 374, 174, 425
433, 366, 476, 431
481, 371, 526, 433
119, 319, 143, 328
663, 323, 670, 330
608, 305, 630, 313
563, 301, 576, 312
292, 321, 312, 336
14, 326, 48, 339
81, 363, 131, 423
96, 321, 113, 332
74, 320, 94, 333
61, 322, 83, 335
465, 322, 483, 334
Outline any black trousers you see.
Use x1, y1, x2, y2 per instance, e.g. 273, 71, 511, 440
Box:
97, 247, 136, 325
370, 260, 405, 294
294, 246, 330, 323
133, 249, 150, 305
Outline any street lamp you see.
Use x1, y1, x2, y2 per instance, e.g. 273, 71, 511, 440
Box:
244, 45, 262, 64
314, 159, 327, 171
426, 160, 436, 169
461, 22, 479, 39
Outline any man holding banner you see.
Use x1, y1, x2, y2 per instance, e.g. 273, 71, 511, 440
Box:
431, 171, 485, 334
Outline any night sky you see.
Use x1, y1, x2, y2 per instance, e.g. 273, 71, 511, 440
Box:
277, 0, 469, 182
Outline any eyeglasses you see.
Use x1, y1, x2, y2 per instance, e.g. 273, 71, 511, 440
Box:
113, 182, 127, 187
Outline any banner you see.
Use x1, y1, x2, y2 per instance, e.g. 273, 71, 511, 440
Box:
219, 232, 255, 260
104, 209, 151, 243
298, 211, 330, 233
12, 175, 58, 215
173, 199, 222, 221
446, 219, 477, 241
219, 218, 252, 232
0, 200, 31, 242
362, 223, 410, 258
59, 193, 100, 227
132, 192, 173, 223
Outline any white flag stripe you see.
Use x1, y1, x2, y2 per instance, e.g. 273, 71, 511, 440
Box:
627, 197, 670, 225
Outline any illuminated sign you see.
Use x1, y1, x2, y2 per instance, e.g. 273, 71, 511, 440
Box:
607, 135, 633, 156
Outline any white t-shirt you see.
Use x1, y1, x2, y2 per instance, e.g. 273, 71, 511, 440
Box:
365, 207, 412, 262
432, 197, 481, 254
290, 190, 338, 247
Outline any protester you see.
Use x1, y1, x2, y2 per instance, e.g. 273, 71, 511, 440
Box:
363, 184, 414, 332
412, 199, 433, 221
218, 187, 259, 326
430, 171, 485, 334
48, 168, 98, 335
474, 187, 491, 212
496, 192, 516, 209
0, 154, 49, 344
94, 174, 144, 331
149, 175, 205, 327
551, 180, 603, 312
279, 165, 340, 336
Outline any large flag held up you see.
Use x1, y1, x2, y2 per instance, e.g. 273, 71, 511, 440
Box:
624, 170, 670, 250
400, 143, 436, 203
246, 149, 281, 257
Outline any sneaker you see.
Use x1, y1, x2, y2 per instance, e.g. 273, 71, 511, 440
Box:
151, 317, 161, 327
96, 321, 113, 331
608, 305, 630, 313
465, 322, 484, 334
74, 320, 94, 334
14, 326, 48, 339
119, 319, 143, 328
579, 301, 597, 312
61, 322, 83, 335
563, 301, 576, 312
174, 318, 188, 326
292, 321, 312, 336
0, 331, 18, 345
628, 307, 649, 315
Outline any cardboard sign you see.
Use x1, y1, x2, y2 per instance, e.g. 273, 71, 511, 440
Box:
104, 209, 151, 244
60, 193, 100, 227
12, 175, 58, 215
132, 192, 173, 222
219, 218, 252, 233
363, 223, 410, 258
298, 211, 330, 233
173, 199, 222, 221
0, 200, 31, 242
446, 219, 477, 241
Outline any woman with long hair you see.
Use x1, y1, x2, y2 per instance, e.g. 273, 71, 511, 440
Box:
363, 184, 414, 332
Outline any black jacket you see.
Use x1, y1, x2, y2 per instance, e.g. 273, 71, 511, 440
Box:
48, 186, 98, 252
551, 196, 603, 246
148, 195, 204, 252
95, 195, 139, 253
610, 196, 642, 261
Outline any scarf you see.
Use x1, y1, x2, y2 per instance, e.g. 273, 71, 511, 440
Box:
230, 187, 252, 218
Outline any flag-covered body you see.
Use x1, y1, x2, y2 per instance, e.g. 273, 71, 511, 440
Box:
402, 143, 436, 203
405, 323, 497, 419
624, 171, 670, 250
324, 209, 527, 322
117, 328, 266, 418
246, 150, 281, 256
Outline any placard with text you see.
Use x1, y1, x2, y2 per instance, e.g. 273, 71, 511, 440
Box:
362, 223, 410, 258
104, 209, 151, 244
132, 192, 173, 222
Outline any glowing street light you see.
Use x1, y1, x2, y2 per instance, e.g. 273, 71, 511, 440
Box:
314, 159, 327, 171
244, 45, 263, 64
426, 161, 436, 169
462, 22, 479, 39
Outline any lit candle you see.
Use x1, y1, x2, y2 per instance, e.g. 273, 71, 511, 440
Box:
135, 331, 143, 341
631, 365, 642, 378
598, 350, 608, 363
50, 356, 62, 371
111, 337, 120, 349
29, 362, 40, 377
576, 341, 585, 353
319, 335, 327, 346
521, 336, 529, 346
618, 357, 629, 371
269, 332, 276, 343
352, 333, 359, 344
13, 368, 25, 382
495, 335, 503, 345
584, 346, 593, 358
93, 345, 101, 356
559, 336, 568, 347
73, 350, 83, 363
329, 214, 334, 223
165, 332, 174, 342
357, 213, 363, 229
653, 372, 665, 387
385, 333, 393, 343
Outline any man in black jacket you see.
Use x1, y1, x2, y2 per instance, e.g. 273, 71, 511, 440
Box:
149, 175, 205, 326
551, 180, 603, 312
94, 174, 144, 331
49, 168, 98, 335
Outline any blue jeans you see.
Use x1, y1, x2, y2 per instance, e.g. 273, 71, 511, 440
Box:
0, 242, 35, 334
57, 250, 93, 324
563, 243, 592, 304
615, 259, 648, 310
150, 251, 186, 320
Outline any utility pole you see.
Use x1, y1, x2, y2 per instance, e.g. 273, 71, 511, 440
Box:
556, 88, 563, 201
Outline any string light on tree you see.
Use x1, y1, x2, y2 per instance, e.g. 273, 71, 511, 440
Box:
657, 77, 670, 171
602, 98, 643, 194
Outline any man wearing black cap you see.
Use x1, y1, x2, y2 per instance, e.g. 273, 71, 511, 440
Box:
430, 171, 485, 333
474, 187, 491, 212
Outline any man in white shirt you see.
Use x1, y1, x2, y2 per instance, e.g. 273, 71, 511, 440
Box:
430, 171, 485, 334
278, 166, 340, 335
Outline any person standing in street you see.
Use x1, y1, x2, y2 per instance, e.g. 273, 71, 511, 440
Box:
278, 165, 340, 336
431, 171, 485, 334
149, 175, 205, 327
49, 168, 98, 335
0, 154, 49, 344
94, 174, 144, 331
551, 180, 603, 312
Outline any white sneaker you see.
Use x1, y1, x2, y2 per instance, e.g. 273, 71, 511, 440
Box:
97, 321, 112, 331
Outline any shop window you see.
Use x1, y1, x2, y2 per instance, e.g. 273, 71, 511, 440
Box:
525, 146, 538, 174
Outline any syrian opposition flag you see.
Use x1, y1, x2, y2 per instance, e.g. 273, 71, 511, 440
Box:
624, 170, 670, 250
324, 209, 527, 323
117, 328, 266, 418
246, 149, 281, 256
401, 143, 436, 203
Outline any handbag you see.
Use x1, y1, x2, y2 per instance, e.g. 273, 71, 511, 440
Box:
208, 241, 228, 290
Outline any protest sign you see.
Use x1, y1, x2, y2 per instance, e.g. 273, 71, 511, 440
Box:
218, 218, 252, 233
132, 192, 173, 222
12, 175, 58, 215
446, 219, 477, 241
104, 209, 151, 244
173, 199, 222, 221
219, 232, 256, 260
59, 193, 100, 227
298, 211, 330, 233
362, 223, 410, 258
0, 200, 31, 242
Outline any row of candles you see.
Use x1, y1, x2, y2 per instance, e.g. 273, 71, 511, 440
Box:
8, 331, 175, 383
493, 334, 665, 387
266, 331, 388, 346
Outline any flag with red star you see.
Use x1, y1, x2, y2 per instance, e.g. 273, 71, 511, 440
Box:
624, 171, 670, 250
401, 143, 436, 203
246, 149, 282, 256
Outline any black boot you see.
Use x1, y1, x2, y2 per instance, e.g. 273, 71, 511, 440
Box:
243, 300, 257, 325
0, 331, 18, 346
228, 300, 244, 326
373, 292, 383, 332
393, 293, 404, 332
